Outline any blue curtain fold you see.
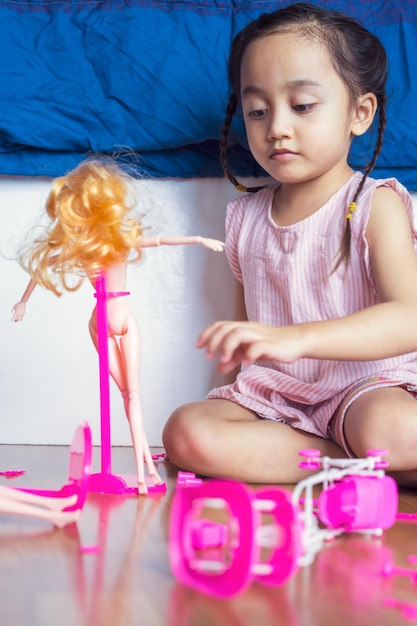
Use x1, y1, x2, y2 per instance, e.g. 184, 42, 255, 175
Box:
0, 0, 416, 188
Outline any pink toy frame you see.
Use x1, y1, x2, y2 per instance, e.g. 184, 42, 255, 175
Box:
169, 473, 302, 598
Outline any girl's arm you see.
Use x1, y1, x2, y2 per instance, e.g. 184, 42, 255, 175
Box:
198, 187, 417, 373
140, 236, 224, 252
11, 278, 37, 322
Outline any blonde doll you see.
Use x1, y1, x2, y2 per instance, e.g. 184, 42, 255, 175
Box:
12, 159, 224, 494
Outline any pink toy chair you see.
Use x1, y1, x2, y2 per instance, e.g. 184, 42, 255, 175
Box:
17, 421, 92, 511
169, 478, 302, 598
318, 474, 398, 532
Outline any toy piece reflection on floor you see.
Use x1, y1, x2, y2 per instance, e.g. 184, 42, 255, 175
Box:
0, 422, 91, 528
169, 449, 398, 598
11, 158, 224, 495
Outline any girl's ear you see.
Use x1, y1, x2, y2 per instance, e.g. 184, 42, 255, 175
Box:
351, 92, 378, 137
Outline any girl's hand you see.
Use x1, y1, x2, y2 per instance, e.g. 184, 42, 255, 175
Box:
11, 301, 27, 322
197, 238, 225, 252
196, 320, 305, 374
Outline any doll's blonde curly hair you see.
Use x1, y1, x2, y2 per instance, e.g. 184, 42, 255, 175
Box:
24, 159, 144, 296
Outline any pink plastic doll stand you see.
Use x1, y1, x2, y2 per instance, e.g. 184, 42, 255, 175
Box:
87, 275, 166, 495
169, 472, 303, 598
15, 421, 92, 511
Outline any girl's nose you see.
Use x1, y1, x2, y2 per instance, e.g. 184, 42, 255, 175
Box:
266, 110, 292, 141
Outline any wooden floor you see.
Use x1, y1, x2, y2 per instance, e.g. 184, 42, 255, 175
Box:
0, 444, 417, 626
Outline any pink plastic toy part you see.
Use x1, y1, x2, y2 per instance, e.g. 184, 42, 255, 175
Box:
18, 421, 92, 511
151, 452, 167, 462
169, 475, 302, 598
0, 422, 92, 527
0, 470, 25, 479
293, 448, 398, 561
318, 474, 398, 532
87, 274, 166, 497
382, 556, 417, 622
382, 557, 417, 583
384, 598, 417, 622
396, 512, 417, 522
176, 471, 204, 488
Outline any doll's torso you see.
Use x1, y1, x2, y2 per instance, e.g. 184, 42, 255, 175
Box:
90, 263, 132, 336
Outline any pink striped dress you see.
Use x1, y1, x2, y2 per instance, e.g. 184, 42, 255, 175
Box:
207, 173, 417, 438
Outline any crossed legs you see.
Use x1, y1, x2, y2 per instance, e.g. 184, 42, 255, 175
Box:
163, 387, 417, 485
163, 399, 345, 484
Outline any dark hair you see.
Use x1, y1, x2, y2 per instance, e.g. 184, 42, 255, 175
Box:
220, 2, 388, 267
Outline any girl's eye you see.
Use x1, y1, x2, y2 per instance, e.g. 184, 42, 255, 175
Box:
293, 103, 314, 113
248, 109, 267, 119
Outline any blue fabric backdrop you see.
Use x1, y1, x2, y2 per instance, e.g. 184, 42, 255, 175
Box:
0, 0, 416, 188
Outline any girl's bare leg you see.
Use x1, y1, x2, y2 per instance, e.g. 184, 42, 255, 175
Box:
344, 386, 417, 486
163, 399, 345, 484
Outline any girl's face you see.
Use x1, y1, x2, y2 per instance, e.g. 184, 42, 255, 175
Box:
240, 31, 358, 187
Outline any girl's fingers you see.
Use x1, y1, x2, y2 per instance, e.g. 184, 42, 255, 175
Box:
196, 321, 223, 349
218, 325, 262, 362
196, 321, 236, 353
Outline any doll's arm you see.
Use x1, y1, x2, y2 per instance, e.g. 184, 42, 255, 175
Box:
11, 278, 37, 322
140, 236, 224, 252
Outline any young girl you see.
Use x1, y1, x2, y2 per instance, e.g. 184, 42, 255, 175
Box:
11, 159, 224, 494
163, 3, 417, 485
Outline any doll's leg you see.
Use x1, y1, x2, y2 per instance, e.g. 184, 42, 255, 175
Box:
89, 317, 127, 396
90, 312, 163, 492
141, 425, 164, 487
0, 492, 80, 527
122, 391, 163, 490
0, 485, 77, 512
119, 313, 163, 492
121, 391, 147, 493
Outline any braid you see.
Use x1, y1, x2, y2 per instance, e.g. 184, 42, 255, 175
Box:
220, 93, 240, 189
220, 93, 265, 194
335, 93, 387, 271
